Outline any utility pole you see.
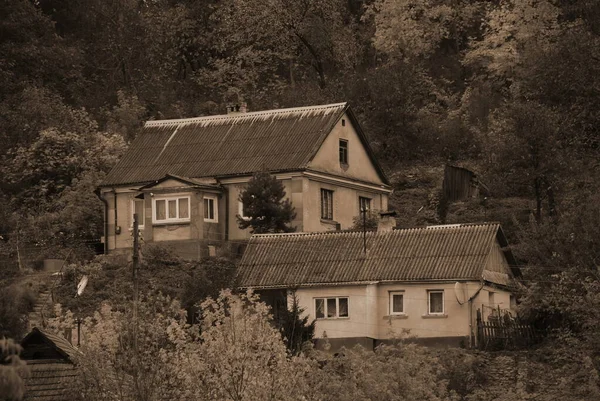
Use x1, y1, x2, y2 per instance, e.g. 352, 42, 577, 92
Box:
361, 207, 367, 254
132, 213, 139, 354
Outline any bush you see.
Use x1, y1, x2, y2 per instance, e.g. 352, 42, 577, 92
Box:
0, 283, 39, 339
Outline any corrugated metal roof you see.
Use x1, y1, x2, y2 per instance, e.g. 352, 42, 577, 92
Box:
238, 223, 510, 288
102, 103, 352, 186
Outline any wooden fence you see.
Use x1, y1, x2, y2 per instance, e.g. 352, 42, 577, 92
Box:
476, 309, 541, 350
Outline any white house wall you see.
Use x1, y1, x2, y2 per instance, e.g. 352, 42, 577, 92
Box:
294, 281, 502, 341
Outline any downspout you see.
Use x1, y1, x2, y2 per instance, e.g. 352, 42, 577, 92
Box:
94, 188, 109, 254
113, 188, 118, 251
468, 280, 485, 349
224, 186, 229, 242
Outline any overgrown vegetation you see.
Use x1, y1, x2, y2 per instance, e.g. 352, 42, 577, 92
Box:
53, 245, 236, 319
1, 0, 600, 394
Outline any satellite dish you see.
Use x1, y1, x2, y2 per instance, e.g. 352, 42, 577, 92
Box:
76, 275, 89, 297
454, 282, 467, 305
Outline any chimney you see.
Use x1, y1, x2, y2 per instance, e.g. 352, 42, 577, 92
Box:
377, 211, 397, 232
226, 102, 248, 114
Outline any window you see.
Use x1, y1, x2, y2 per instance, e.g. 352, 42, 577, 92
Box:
153, 196, 190, 223
359, 196, 371, 213
315, 297, 349, 319
204, 196, 218, 222
339, 139, 348, 164
320, 189, 334, 220
389, 291, 404, 315
488, 291, 495, 307
428, 290, 444, 315
238, 201, 250, 221
131, 199, 145, 228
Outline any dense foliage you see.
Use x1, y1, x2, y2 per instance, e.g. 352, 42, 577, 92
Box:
1, 0, 600, 391
0, 338, 29, 401
53, 245, 236, 319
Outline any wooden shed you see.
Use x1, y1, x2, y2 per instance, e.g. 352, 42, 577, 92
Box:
20, 327, 80, 401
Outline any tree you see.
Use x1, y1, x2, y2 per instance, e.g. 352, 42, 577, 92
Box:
0, 338, 29, 401
169, 290, 314, 401
274, 292, 315, 356
237, 172, 296, 234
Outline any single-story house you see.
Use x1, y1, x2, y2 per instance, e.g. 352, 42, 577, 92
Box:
98, 102, 392, 259
20, 327, 80, 400
237, 221, 519, 349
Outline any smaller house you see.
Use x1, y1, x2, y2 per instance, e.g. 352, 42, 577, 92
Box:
20, 327, 80, 400
237, 222, 519, 350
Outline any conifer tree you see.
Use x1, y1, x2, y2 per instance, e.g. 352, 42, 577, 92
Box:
237, 172, 296, 234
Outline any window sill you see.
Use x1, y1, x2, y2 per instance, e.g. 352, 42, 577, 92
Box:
152, 221, 190, 226
204, 219, 219, 224
383, 314, 408, 320
320, 219, 338, 226
421, 314, 448, 319
316, 317, 349, 321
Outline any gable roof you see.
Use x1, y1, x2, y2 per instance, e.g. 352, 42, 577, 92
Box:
137, 174, 222, 191
21, 328, 81, 362
21, 328, 80, 401
237, 223, 516, 289
101, 103, 389, 187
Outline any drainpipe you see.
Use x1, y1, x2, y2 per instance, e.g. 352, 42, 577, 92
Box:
112, 188, 118, 250
94, 188, 109, 254
468, 281, 485, 349
224, 186, 229, 242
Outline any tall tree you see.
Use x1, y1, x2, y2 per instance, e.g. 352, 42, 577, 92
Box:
237, 172, 296, 234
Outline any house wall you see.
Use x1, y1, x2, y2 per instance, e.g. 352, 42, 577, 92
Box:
302, 178, 389, 231
309, 112, 385, 185
473, 286, 513, 322
294, 285, 373, 340
102, 185, 224, 258
294, 281, 493, 346
225, 177, 305, 241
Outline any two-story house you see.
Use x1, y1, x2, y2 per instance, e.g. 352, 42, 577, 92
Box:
98, 103, 392, 258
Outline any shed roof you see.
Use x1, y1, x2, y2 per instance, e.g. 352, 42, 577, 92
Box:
101, 103, 389, 187
237, 223, 516, 288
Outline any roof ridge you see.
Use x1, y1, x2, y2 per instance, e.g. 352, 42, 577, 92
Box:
145, 102, 348, 127
251, 223, 500, 239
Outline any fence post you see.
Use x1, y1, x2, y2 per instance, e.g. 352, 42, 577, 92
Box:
476, 309, 482, 349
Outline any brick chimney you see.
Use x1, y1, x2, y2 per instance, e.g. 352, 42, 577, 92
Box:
377, 211, 397, 232
226, 102, 248, 114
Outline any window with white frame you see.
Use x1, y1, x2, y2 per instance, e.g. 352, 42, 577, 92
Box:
204, 196, 218, 222
389, 291, 404, 315
153, 196, 190, 223
131, 198, 145, 228
320, 189, 334, 220
359, 196, 371, 213
315, 297, 348, 319
238, 201, 250, 221
427, 290, 444, 315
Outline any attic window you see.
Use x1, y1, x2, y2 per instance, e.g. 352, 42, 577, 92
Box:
339, 139, 348, 165
341, 119, 346, 126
